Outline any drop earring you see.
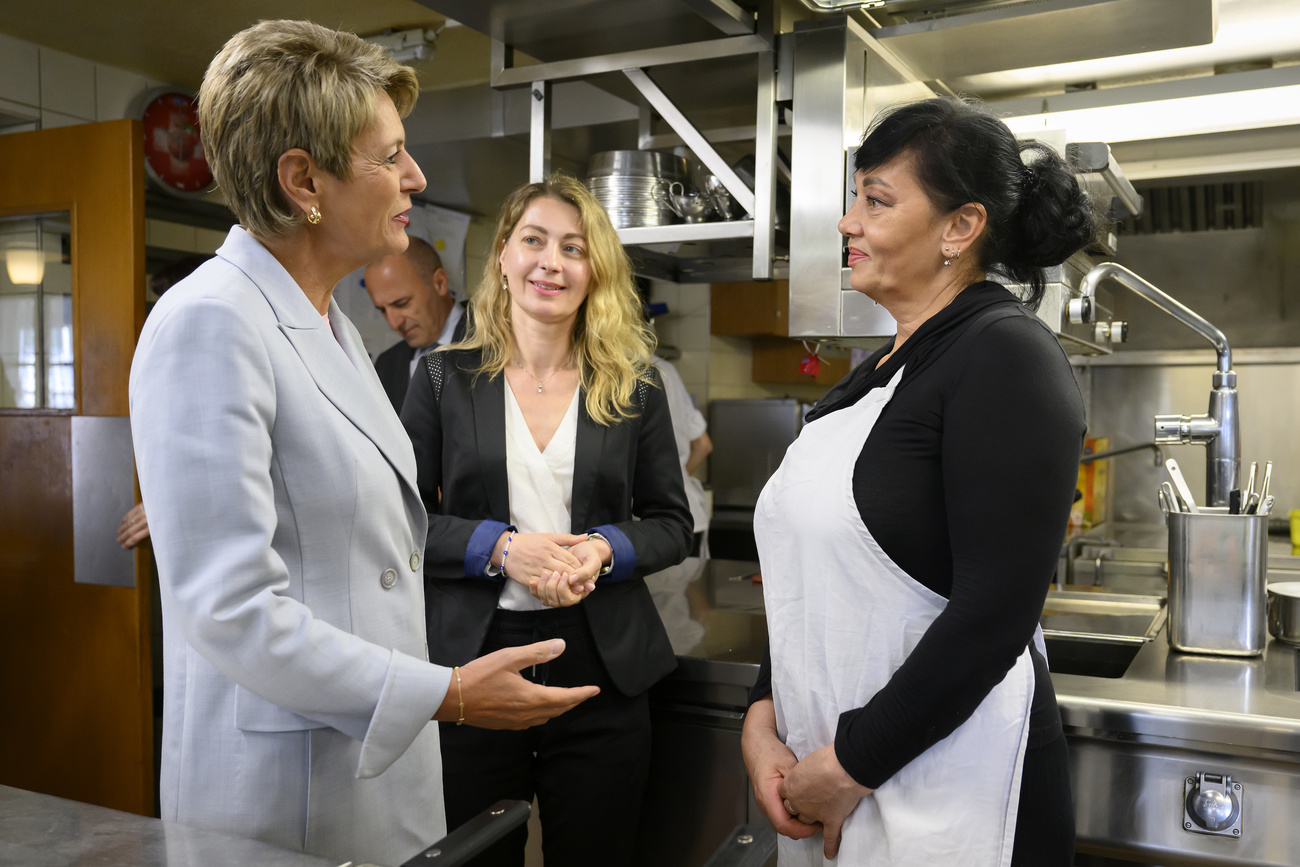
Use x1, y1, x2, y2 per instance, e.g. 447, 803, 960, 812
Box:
943, 247, 952, 267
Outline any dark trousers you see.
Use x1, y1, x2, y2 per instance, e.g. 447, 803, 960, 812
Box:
440, 607, 652, 867
1010, 732, 1076, 866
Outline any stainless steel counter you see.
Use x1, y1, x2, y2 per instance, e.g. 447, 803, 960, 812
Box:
644, 557, 766, 702
1055, 626, 1300, 752
0, 785, 348, 867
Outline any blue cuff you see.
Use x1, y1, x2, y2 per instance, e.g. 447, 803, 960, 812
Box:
465, 520, 513, 580
590, 524, 636, 582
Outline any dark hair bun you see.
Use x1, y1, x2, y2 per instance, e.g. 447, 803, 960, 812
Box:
992, 141, 1097, 278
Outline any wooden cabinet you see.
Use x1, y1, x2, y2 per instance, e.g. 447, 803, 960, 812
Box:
710, 281, 788, 336
711, 280, 849, 385
751, 337, 849, 385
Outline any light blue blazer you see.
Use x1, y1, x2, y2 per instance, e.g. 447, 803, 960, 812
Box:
130, 226, 449, 865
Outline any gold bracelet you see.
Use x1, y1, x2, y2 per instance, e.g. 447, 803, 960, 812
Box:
454, 665, 465, 726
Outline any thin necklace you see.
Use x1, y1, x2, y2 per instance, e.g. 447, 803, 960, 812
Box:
514, 358, 571, 393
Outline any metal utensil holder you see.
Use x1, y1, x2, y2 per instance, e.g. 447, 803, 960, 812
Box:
1168, 508, 1268, 656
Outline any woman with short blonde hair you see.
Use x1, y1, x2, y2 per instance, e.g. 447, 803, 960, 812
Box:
402, 173, 693, 864
198, 18, 420, 237
132, 20, 595, 867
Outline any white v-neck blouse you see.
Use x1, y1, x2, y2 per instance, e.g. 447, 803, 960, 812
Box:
498, 380, 581, 610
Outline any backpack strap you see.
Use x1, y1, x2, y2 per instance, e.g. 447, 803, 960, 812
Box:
422, 351, 445, 403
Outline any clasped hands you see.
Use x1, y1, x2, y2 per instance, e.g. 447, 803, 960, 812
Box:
493, 531, 611, 607
741, 696, 873, 860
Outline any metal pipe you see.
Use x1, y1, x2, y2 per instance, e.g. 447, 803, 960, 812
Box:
1075, 263, 1231, 374
1079, 442, 1163, 466
1076, 262, 1239, 507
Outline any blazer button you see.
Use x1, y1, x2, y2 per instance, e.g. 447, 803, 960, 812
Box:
380, 568, 398, 590
409, 551, 421, 571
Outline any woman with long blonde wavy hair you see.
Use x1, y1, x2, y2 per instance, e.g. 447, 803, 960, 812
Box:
400, 172, 693, 865
458, 173, 657, 425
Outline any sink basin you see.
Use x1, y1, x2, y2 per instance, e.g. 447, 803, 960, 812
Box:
1041, 588, 1167, 678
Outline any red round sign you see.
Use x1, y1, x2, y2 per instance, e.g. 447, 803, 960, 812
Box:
141, 91, 213, 195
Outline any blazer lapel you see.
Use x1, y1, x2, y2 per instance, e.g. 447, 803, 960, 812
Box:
215, 227, 418, 494
571, 397, 606, 532
472, 372, 511, 521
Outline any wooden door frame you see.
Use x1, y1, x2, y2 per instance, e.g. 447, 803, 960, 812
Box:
0, 120, 150, 814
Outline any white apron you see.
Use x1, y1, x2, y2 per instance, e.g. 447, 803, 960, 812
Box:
755, 367, 1036, 867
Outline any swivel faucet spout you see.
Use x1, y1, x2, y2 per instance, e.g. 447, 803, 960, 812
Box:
1077, 263, 1232, 374
1076, 263, 1239, 507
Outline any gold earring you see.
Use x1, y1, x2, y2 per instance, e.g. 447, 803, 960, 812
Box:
307, 206, 322, 225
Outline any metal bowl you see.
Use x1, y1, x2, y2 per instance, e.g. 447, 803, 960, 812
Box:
1266, 581, 1300, 645
586, 150, 689, 180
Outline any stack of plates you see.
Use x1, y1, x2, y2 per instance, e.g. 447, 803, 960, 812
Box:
586, 151, 689, 229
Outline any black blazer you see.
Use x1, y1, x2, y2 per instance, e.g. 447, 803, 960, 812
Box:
373, 304, 469, 414
400, 348, 693, 697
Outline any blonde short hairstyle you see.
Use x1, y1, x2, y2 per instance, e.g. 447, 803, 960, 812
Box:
198, 19, 420, 238
454, 173, 656, 427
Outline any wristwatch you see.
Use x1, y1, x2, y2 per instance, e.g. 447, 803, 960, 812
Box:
586, 532, 614, 576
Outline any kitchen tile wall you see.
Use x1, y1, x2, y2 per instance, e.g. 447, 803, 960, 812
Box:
0, 33, 164, 130
0, 31, 227, 264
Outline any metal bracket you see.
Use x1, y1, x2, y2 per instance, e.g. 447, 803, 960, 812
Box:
622, 67, 756, 216
490, 34, 771, 88
528, 80, 551, 183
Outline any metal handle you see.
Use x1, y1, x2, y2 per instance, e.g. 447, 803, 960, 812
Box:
400, 800, 531, 867
1165, 458, 1199, 514
700, 823, 778, 867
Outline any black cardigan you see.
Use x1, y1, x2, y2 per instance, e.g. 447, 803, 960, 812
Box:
400, 348, 694, 697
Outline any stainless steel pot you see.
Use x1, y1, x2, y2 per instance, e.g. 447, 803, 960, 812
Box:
586, 150, 691, 229
1266, 581, 1300, 645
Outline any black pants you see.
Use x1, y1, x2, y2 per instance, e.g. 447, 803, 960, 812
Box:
439, 607, 651, 867
1010, 732, 1076, 866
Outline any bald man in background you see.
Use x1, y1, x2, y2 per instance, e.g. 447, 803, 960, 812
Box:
365, 236, 467, 413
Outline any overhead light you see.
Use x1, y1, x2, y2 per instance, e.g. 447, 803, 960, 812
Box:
364, 27, 439, 64
993, 66, 1300, 144
5, 243, 43, 285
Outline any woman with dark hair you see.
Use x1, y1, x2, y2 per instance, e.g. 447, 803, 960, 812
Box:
741, 96, 1096, 866
401, 173, 693, 865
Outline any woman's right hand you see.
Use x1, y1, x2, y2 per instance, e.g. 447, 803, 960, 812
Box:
493, 532, 584, 586
434, 639, 600, 729
742, 696, 821, 840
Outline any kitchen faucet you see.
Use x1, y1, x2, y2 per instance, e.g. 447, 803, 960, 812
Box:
1072, 262, 1239, 507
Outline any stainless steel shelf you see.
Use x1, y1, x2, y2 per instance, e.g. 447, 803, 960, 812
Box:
617, 219, 755, 246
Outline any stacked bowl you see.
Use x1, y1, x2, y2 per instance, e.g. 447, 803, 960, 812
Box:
586, 151, 691, 229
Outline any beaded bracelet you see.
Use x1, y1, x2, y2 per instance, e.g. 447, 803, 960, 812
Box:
500, 530, 516, 577
453, 665, 465, 726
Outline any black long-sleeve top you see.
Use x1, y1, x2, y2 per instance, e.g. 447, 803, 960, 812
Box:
750, 281, 1086, 790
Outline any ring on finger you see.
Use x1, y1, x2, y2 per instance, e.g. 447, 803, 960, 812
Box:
784, 798, 797, 816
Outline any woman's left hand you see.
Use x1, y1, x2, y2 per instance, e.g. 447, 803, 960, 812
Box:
530, 537, 610, 607
778, 744, 873, 859
531, 569, 594, 607
117, 502, 151, 549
